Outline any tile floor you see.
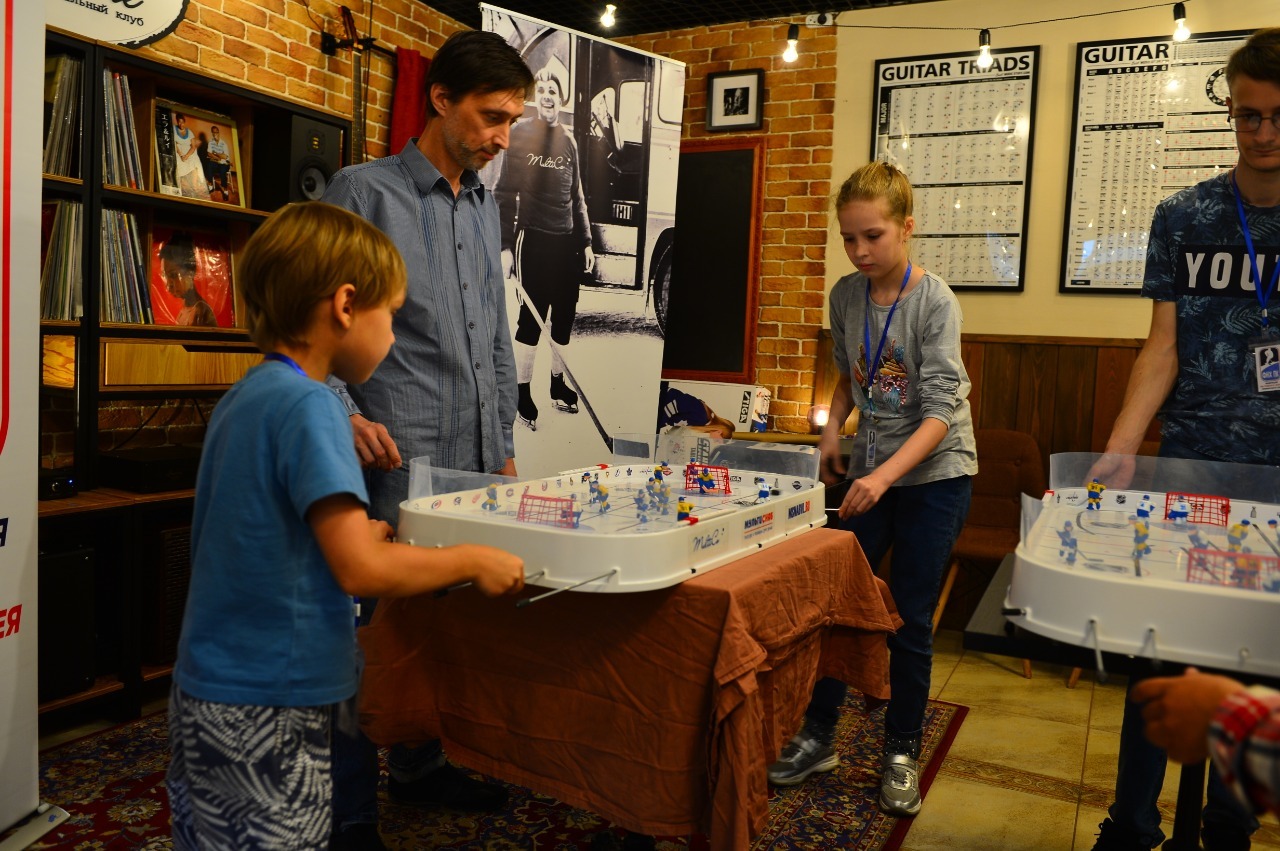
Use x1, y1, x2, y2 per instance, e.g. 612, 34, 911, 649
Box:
36, 630, 1280, 850
914, 629, 1280, 851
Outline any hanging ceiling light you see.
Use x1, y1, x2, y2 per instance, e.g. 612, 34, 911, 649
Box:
601, 4, 616, 28
783, 23, 799, 63
1172, 3, 1191, 42
976, 28, 994, 69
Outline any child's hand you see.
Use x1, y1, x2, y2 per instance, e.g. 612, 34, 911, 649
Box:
462, 544, 525, 597
1132, 668, 1247, 763
368, 518, 395, 543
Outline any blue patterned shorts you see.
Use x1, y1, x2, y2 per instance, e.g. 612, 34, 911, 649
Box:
167, 684, 333, 850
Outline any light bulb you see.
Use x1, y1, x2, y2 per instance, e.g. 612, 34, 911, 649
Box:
601, 4, 616, 27
783, 24, 799, 63
976, 29, 993, 70
1172, 3, 1190, 42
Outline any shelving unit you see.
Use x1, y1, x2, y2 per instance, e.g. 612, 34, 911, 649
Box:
37, 28, 351, 717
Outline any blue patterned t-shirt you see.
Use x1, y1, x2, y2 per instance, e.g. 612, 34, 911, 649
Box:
1143, 172, 1280, 464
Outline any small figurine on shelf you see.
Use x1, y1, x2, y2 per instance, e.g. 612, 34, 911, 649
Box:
597, 485, 611, 514
482, 483, 499, 512
696, 467, 716, 494
676, 496, 694, 522
1057, 521, 1078, 565
1086, 478, 1106, 510
633, 491, 650, 524
756, 477, 770, 502
1228, 518, 1251, 553
1135, 494, 1155, 520
1168, 495, 1190, 526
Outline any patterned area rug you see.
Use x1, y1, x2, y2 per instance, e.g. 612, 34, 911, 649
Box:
10, 696, 965, 850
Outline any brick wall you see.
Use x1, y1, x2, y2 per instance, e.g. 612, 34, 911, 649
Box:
622, 21, 836, 433
87, 4, 833, 441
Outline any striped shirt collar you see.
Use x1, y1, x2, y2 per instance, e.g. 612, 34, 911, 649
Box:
399, 138, 489, 203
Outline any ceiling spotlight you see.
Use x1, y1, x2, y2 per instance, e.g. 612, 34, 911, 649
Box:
977, 28, 993, 70
783, 23, 799, 63
1172, 3, 1191, 42
601, 4, 616, 27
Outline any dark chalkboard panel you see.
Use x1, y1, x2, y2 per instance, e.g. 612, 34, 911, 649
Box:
661, 138, 763, 384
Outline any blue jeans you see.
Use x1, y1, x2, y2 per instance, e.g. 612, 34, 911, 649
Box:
330, 602, 446, 832
806, 474, 972, 754
1108, 438, 1259, 847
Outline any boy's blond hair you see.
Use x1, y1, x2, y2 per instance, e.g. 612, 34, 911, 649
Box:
237, 202, 407, 350
834, 160, 914, 226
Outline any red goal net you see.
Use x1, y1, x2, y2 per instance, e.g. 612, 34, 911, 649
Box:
1164, 492, 1230, 526
684, 463, 732, 494
517, 493, 579, 528
1187, 548, 1280, 591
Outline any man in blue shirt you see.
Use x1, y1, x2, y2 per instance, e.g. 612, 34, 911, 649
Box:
322, 30, 534, 851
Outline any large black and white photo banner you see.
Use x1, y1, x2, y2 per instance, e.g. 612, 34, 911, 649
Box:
872, 47, 1039, 292
481, 4, 685, 478
1061, 31, 1252, 293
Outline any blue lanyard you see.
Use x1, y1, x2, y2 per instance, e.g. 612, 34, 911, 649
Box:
263, 352, 308, 377
861, 262, 912, 412
1231, 170, 1279, 328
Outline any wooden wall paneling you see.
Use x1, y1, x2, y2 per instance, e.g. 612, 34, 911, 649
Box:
1051, 344, 1098, 459
1091, 346, 1139, 451
961, 339, 985, 428
1014, 342, 1059, 473
976, 342, 1021, 430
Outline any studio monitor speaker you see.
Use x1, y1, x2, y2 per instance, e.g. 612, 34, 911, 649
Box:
254, 114, 344, 211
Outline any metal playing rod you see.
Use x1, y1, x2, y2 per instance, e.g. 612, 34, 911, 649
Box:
435, 570, 546, 598
516, 567, 619, 609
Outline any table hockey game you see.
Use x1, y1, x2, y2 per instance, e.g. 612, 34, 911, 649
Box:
397, 444, 826, 594
1007, 464, 1280, 678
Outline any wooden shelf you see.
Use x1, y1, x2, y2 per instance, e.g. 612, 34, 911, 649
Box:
38, 675, 124, 715
38, 486, 194, 518
141, 664, 174, 682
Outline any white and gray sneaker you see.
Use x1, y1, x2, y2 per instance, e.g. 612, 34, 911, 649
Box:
879, 753, 921, 816
766, 725, 839, 786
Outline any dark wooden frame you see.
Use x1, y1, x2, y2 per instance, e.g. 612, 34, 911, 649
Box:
705, 69, 765, 132
662, 137, 764, 384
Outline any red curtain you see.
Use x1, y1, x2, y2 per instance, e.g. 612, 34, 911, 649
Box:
390, 47, 429, 154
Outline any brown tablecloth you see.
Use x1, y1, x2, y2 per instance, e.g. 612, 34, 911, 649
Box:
358, 527, 900, 850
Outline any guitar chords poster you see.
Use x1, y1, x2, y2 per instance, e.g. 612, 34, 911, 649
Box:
872, 47, 1039, 292
1061, 31, 1251, 293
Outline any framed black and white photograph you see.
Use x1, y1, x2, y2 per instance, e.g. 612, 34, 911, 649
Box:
706, 69, 764, 132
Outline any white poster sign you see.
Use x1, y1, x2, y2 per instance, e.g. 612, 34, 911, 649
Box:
481, 4, 684, 478
3, 0, 48, 838
1062, 31, 1251, 292
46, 0, 187, 46
872, 47, 1039, 291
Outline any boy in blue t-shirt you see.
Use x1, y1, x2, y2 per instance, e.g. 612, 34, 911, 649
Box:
166, 202, 525, 850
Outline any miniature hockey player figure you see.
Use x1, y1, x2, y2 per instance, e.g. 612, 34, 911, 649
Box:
1087, 478, 1106, 510
1188, 529, 1211, 550
676, 496, 694, 522
633, 491, 650, 523
756, 477, 770, 502
655, 481, 671, 514
482, 483, 499, 512
1132, 519, 1152, 559
581, 471, 591, 483
560, 494, 582, 528
588, 473, 601, 504
1228, 518, 1251, 553
697, 467, 717, 494
1057, 521, 1078, 565
654, 461, 672, 482
1168, 494, 1190, 526
646, 476, 659, 500
596, 485, 611, 514
1135, 494, 1155, 520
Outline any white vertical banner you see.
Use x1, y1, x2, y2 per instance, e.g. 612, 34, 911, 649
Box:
481, 4, 684, 478
1, 0, 46, 838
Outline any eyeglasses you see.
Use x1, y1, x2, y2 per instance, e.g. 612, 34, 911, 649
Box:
1228, 113, 1280, 133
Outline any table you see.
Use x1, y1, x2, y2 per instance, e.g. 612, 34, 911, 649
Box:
358, 527, 900, 850
965, 554, 1278, 851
